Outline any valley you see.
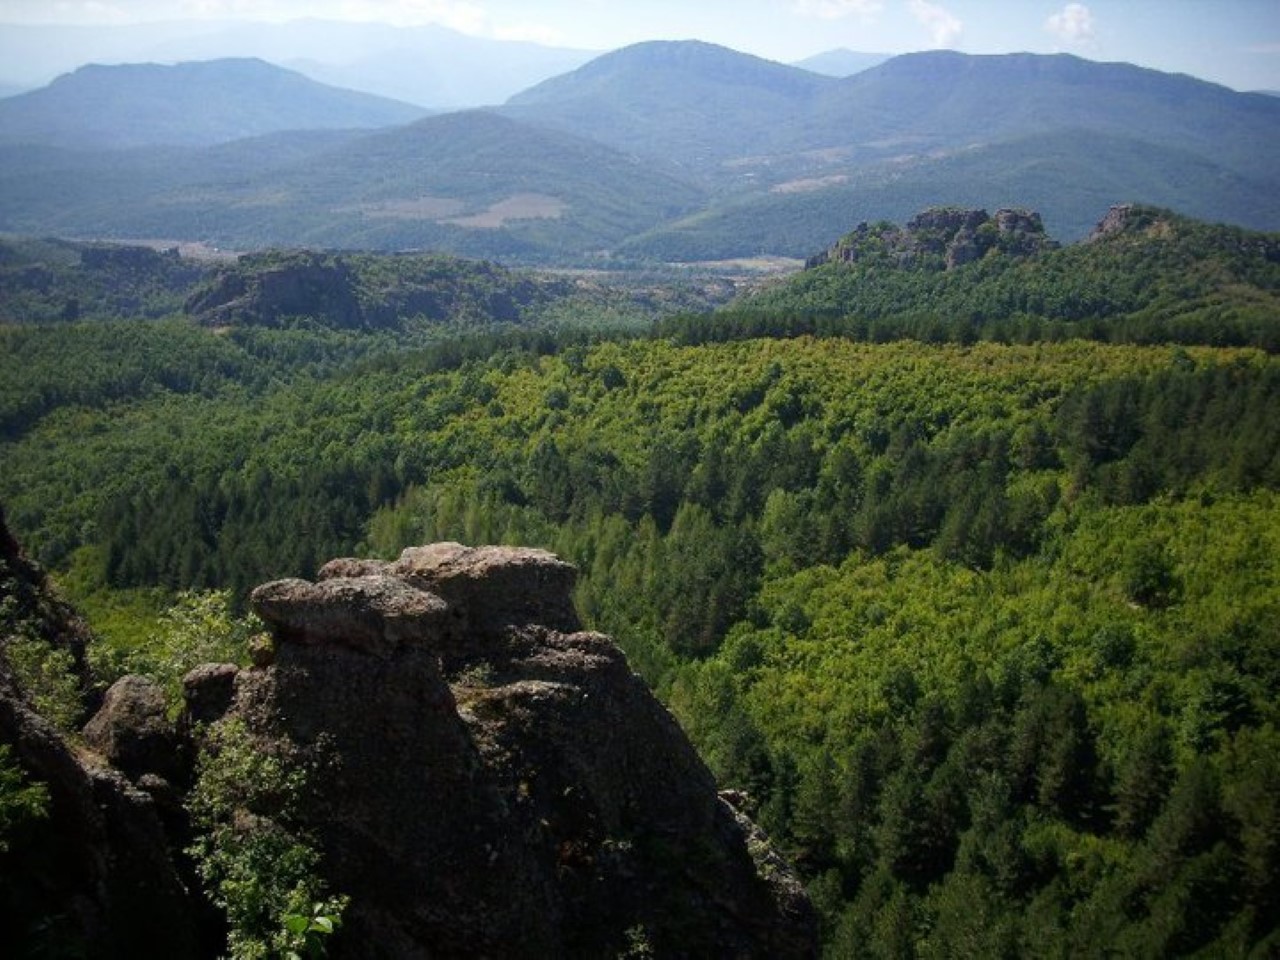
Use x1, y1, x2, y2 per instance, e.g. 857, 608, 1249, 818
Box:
1, 43, 1277, 263
2, 201, 1279, 955
1, 16, 1278, 958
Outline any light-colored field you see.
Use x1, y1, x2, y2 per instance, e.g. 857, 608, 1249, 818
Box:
771, 174, 851, 194
675, 256, 806, 273
445, 193, 567, 229
344, 196, 468, 220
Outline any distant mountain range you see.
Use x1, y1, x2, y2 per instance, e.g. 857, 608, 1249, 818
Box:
0, 43, 1276, 264
790, 49, 891, 77
0, 20, 597, 109
0, 59, 427, 149
0, 102, 704, 261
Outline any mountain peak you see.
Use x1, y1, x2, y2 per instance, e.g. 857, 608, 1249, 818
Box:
502, 40, 833, 171
509, 38, 830, 105
0, 57, 427, 149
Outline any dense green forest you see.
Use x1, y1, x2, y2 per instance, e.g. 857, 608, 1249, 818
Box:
2, 207, 1278, 956
683, 205, 1280, 351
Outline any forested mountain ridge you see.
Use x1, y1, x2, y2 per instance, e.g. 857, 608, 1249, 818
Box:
1, 46, 1277, 262
805, 51, 1280, 185
0, 239, 208, 323
1, 207, 1278, 955
0, 109, 707, 263
505, 45, 1280, 189
184, 250, 569, 331
0, 58, 428, 150
0, 235, 726, 333
503, 40, 834, 174
711, 204, 1280, 350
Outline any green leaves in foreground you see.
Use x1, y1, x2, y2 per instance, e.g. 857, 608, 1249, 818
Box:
0, 743, 48, 854
187, 718, 346, 960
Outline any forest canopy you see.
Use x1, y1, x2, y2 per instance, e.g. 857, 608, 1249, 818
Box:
1, 206, 1277, 956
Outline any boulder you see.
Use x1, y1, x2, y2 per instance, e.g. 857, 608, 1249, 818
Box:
237, 543, 817, 958
391, 541, 581, 635
250, 574, 452, 655
82, 674, 186, 784
181, 661, 240, 727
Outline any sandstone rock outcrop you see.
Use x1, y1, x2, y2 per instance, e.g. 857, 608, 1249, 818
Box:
228, 542, 817, 959
1, 521, 817, 957
184, 252, 362, 329
808, 205, 1058, 270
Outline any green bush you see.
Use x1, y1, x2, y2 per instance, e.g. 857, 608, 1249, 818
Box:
186, 718, 346, 960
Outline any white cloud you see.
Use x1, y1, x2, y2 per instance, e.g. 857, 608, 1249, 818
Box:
790, 0, 884, 21
908, 0, 961, 48
491, 20, 564, 45
335, 0, 489, 30
1045, 3, 1095, 45
71, 1, 130, 21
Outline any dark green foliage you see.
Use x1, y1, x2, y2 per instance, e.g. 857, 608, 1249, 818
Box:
184, 249, 565, 331
0, 744, 47, 854
0, 237, 206, 324
1, 213, 1278, 956
674, 206, 1280, 351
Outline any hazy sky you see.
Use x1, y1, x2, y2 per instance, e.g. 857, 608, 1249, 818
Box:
1, 0, 1277, 90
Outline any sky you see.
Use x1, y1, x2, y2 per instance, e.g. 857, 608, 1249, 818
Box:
0, 0, 1277, 91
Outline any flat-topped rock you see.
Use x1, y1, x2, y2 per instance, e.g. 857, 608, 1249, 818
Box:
392, 542, 581, 634
250, 574, 451, 654
229, 542, 817, 958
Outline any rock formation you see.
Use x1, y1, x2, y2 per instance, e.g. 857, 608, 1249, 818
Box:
0, 507, 200, 959
82, 674, 189, 785
225, 543, 817, 958
0, 526, 817, 957
808, 205, 1058, 270
183, 251, 547, 330
184, 251, 363, 329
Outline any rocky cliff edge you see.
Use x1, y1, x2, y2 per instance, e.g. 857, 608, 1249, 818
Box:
211, 542, 818, 958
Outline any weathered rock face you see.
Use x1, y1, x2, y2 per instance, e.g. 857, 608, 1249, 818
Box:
234, 542, 817, 959
82, 674, 189, 785
185, 252, 362, 328
809, 205, 1058, 270
1084, 202, 1179, 243
0, 508, 200, 959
